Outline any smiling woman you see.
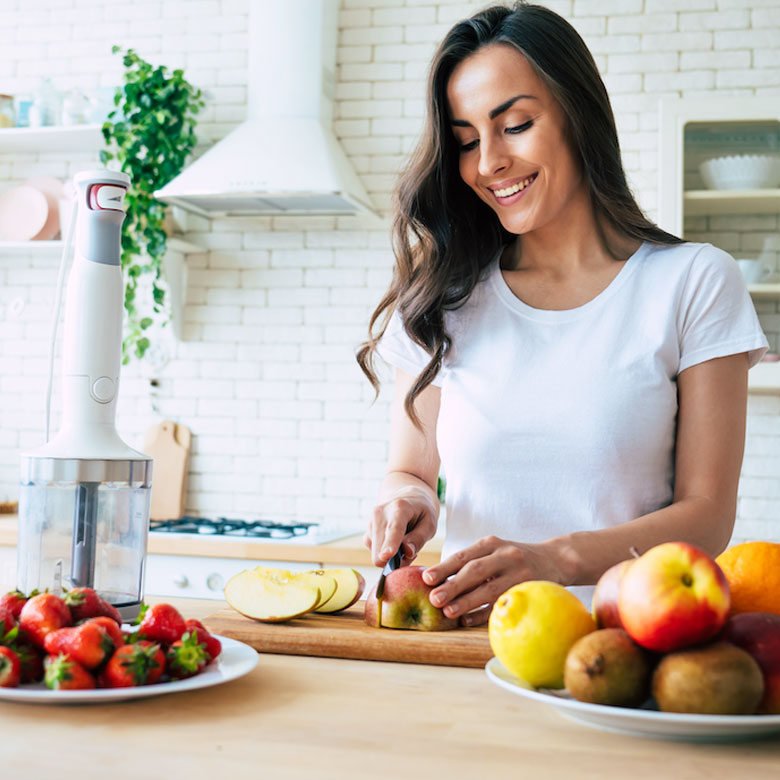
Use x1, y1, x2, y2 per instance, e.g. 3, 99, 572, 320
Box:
356, 2, 768, 627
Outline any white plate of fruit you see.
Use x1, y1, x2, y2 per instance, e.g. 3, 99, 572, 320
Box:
0, 589, 257, 704
486, 541, 780, 742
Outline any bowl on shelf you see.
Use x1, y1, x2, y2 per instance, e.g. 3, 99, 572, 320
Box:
699, 154, 780, 191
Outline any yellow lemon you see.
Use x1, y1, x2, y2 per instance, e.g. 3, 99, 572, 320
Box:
489, 580, 596, 689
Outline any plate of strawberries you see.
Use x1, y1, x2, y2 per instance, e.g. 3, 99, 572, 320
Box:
0, 589, 258, 703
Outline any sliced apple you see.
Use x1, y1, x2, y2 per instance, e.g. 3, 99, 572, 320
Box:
296, 570, 339, 609
314, 568, 366, 613
224, 569, 320, 622
251, 566, 338, 609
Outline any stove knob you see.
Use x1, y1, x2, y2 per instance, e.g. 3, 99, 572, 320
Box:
206, 573, 224, 592
172, 574, 189, 588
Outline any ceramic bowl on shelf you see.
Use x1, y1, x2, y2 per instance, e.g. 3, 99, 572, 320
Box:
699, 154, 780, 191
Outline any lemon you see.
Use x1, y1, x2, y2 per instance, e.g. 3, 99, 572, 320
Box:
489, 580, 596, 689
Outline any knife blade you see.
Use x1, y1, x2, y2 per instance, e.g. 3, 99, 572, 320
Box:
376, 545, 404, 602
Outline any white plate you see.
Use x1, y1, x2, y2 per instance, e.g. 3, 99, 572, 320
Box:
486, 657, 780, 742
0, 635, 257, 705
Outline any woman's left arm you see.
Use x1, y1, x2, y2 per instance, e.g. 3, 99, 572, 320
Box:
424, 352, 749, 626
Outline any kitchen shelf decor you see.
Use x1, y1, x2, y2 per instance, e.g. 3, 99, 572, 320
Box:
100, 46, 204, 363
659, 97, 780, 394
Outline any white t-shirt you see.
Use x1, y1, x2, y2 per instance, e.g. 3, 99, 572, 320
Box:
377, 241, 768, 603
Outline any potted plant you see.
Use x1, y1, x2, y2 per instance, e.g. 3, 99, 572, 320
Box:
100, 46, 204, 363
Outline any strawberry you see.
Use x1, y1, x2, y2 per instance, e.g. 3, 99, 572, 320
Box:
43, 622, 114, 670
99, 642, 165, 688
137, 603, 186, 646
96, 598, 122, 625
166, 631, 208, 679
83, 616, 124, 649
64, 587, 122, 626
138, 641, 166, 685
19, 593, 71, 647
184, 618, 222, 664
0, 590, 34, 619
44, 653, 96, 690
0, 646, 21, 688
0, 604, 16, 637
9, 640, 44, 684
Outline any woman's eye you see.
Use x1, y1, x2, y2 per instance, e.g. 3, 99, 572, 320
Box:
506, 120, 534, 135
458, 120, 534, 152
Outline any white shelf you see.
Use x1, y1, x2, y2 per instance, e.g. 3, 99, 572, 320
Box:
683, 188, 780, 216
749, 363, 780, 394
0, 124, 104, 153
0, 240, 63, 251
0, 237, 205, 254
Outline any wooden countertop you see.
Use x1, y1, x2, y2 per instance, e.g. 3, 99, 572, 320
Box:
2, 596, 778, 779
0, 516, 442, 566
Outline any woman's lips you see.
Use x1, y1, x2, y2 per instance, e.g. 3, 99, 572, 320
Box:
490, 172, 538, 206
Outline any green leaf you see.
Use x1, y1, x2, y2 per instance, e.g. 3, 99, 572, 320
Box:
103, 44, 203, 366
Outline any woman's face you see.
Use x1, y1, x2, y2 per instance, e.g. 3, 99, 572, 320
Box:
446, 44, 584, 236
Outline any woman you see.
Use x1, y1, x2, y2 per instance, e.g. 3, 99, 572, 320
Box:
357, 2, 767, 625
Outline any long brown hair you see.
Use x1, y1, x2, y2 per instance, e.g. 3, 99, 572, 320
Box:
356, 1, 682, 427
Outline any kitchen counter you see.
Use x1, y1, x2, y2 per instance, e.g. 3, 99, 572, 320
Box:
2, 596, 778, 779
0, 515, 442, 566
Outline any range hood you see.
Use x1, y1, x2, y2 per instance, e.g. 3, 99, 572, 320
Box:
155, 0, 375, 217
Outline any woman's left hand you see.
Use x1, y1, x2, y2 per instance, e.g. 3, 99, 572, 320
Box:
422, 536, 566, 627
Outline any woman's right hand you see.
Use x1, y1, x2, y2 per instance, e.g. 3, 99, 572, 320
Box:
364, 487, 439, 568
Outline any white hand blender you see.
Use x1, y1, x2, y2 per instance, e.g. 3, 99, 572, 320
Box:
17, 170, 153, 622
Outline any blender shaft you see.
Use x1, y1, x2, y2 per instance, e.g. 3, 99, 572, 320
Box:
70, 481, 99, 588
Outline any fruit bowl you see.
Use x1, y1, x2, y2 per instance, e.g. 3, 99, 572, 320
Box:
699, 154, 780, 191
486, 657, 780, 742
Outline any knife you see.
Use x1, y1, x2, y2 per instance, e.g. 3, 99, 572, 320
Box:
375, 545, 404, 627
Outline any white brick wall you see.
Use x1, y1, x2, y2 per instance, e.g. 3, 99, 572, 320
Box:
1, 0, 779, 545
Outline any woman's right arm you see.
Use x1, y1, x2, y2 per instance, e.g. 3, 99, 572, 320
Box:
364, 367, 442, 568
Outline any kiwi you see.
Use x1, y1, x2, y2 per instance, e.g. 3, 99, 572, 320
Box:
652, 642, 764, 715
564, 628, 652, 707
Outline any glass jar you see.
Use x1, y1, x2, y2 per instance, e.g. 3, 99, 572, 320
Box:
0, 94, 15, 128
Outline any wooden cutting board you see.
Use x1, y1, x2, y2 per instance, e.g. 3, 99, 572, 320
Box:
143, 420, 192, 521
202, 601, 492, 668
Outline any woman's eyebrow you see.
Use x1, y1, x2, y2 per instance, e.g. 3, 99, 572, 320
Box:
450, 94, 538, 126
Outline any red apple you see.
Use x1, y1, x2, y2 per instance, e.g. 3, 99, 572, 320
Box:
617, 542, 730, 653
364, 566, 459, 631
720, 612, 780, 714
592, 559, 633, 629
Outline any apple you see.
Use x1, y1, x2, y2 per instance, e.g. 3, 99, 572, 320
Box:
592, 559, 634, 629
313, 568, 365, 613
617, 542, 730, 653
224, 569, 320, 622
720, 612, 780, 714
364, 566, 459, 631
251, 566, 338, 610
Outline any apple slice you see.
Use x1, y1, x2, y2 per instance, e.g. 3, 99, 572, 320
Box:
314, 568, 366, 613
291, 570, 338, 610
251, 566, 338, 609
224, 569, 320, 622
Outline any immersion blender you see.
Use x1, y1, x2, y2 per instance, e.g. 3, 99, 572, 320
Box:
17, 170, 153, 621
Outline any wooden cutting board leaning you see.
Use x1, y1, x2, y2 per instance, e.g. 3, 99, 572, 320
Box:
143, 420, 192, 521
202, 601, 492, 668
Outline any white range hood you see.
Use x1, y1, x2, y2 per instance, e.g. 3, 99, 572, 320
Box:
155, 0, 375, 217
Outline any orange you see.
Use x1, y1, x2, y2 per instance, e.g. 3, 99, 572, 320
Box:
716, 542, 780, 616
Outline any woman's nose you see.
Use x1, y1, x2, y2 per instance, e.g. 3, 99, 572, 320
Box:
477, 136, 510, 177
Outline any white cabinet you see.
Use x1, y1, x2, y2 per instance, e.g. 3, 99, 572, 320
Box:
144, 554, 380, 601
658, 97, 780, 393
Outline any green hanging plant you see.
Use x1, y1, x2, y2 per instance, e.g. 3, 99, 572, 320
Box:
100, 45, 205, 363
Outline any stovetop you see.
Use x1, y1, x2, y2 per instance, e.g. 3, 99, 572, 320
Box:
148, 516, 358, 545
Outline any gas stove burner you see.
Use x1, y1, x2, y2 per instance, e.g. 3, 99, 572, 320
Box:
149, 516, 319, 538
